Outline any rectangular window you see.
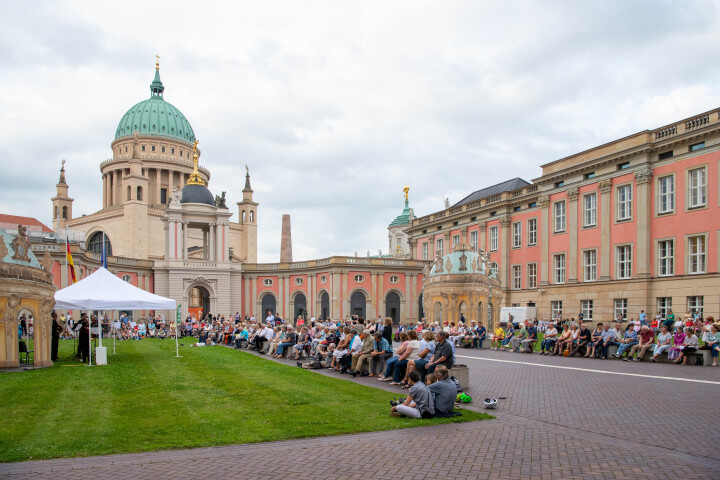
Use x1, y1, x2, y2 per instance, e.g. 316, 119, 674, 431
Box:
436, 239, 444, 258
527, 218, 537, 246
490, 226, 498, 251
554, 254, 566, 284
657, 297, 672, 318
512, 265, 522, 290
527, 263, 537, 289
616, 245, 632, 279
688, 167, 706, 208
452, 235, 460, 247
171, 148, 175, 154
470, 231, 478, 252
551, 301, 563, 320
512, 222, 522, 248
422, 242, 429, 260
614, 299, 628, 320
554, 181, 564, 188
160, 188, 167, 205
581, 300, 593, 321
618, 161, 630, 170
584, 172, 595, 179
583, 192, 597, 227
161, 146, 165, 153
658, 239, 674, 276
688, 235, 706, 274
687, 296, 704, 317
554, 201, 566, 233
583, 249, 597, 282
616, 184, 632, 221
151, 145, 155, 152
658, 175, 674, 214
658, 150, 673, 160
689, 141, 705, 152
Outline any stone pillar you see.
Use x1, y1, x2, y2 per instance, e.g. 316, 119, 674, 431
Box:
634, 168, 653, 278
567, 188, 579, 283
499, 217, 511, 289
341, 270, 348, 319
377, 272, 384, 319
102, 174, 107, 208
280, 214, 292, 263
371, 273, 377, 317
156, 168, 163, 205
209, 224, 215, 262
479, 222, 487, 251
182, 222, 189, 260
284, 276, 290, 320
168, 170, 174, 196
538, 195, 550, 285
408, 239, 417, 260
251, 277, 257, 317
599, 180, 612, 281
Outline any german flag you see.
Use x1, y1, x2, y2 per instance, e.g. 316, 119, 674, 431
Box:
66, 239, 77, 284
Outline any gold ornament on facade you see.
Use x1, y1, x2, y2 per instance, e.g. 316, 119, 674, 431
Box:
403, 186, 409, 201
186, 139, 206, 186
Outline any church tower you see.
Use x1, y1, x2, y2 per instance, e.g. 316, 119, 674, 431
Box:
50, 160, 74, 231
237, 167, 258, 263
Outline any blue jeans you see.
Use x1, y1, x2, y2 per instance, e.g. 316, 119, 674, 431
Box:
384, 356, 399, 377
711, 345, 720, 358
393, 359, 409, 382
616, 340, 637, 356
541, 338, 556, 351
276, 342, 293, 355
414, 359, 429, 381
473, 335, 486, 348
601, 341, 616, 358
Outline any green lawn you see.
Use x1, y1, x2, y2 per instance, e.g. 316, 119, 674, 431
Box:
0, 339, 490, 462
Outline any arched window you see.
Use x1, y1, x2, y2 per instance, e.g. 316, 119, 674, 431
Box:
87, 232, 112, 256
62, 206, 67, 219
137, 186, 143, 201
54, 206, 58, 219
242, 211, 246, 223
249, 211, 254, 223
127, 186, 132, 201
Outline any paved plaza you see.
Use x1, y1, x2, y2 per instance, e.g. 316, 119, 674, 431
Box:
2, 348, 719, 479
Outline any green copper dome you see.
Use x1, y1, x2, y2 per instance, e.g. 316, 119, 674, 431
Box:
114, 68, 196, 144
389, 199, 412, 227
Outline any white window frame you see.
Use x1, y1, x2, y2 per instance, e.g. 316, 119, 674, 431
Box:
614, 298, 628, 320
580, 300, 593, 321
583, 192, 597, 227
553, 201, 566, 233
551, 301, 562, 320
657, 174, 675, 214
512, 265, 522, 289
553, 253, 566, 284
527, 263, 537, 289
687, 234, 706, 274
436, 238, 444, 257
527, 218, 537, 246
583, 249, 597, 282
616, 184, 632, 221
470, 231, 478, 252
452, 234, 460, 247
657, 297, 672, 318
354, 274, 365, 283
294, 277, 304, 286
657, 239, 674, 277
490, 226, 498, 251
512, 222, 522, 248
422, 242, 429, 260
687, 167, 707, 209
687, 296, 704, 317
263, 278, 274, 287
616, 244, 632, 279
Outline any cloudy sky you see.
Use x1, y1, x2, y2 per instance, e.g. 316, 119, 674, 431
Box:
1, 1, 720, 262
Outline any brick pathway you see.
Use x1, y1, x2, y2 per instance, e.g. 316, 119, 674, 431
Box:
2, 346, 719, 479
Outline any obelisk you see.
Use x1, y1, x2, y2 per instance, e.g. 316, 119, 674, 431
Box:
280, 214, 292, 263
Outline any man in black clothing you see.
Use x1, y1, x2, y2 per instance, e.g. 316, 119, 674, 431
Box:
570, 323, 592, 356
78, 320, 90, 362
51, 312, 62, 362
426, 331, 454, 374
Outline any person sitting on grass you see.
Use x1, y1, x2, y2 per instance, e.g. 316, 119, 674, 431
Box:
369, 332, 393, 377
570, 323, 592, 357
427, 365, 456, 417
490, 324, 505, 350
651, 325, 673, 362
628, 325, 655, 362
379, 332, 409, 381
157, 325, 167, 339
539, 323, 557, 355
585, 323, 604, 358
390, 370, 435, 419
612, 324, 638, 360
674, 327, 698, 365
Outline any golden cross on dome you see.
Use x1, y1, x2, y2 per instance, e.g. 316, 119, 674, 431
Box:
155, 53, 160, 70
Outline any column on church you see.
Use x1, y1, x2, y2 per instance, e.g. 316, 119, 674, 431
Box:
183, 222, 189, 260
209, 224, 215, 262
156, 168, 162, 205
599, 180, 612, 280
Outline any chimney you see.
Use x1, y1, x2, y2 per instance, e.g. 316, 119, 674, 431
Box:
280, 214, 292, 263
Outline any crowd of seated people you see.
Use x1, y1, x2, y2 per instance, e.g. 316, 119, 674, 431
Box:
486, 310, 720, 365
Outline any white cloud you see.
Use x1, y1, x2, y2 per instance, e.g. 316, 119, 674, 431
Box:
1, 0, 720, 262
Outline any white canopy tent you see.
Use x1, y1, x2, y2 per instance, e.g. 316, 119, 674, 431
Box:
54, 267, 177, 364
54, 267, 176, 310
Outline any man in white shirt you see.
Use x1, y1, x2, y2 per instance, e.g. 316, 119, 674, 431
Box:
340, 330, 362, 373
254, 324, 273, 352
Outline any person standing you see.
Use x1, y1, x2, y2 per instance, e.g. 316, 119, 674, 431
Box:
78, 319, 90, 362
50, 312, 62, 361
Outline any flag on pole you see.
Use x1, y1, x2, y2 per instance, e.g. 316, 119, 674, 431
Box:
101, 233, 108, 269
66, 238, 77, 283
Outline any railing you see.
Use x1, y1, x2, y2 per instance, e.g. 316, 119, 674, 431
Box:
686, 115, 709, 131
485, 194, 502, 205
316, 259, 330, 266
290, 262, 308, 268
346, 258, 370, 264
182, 261, 216, 268
654, 125, 677, 140
383, 259, 404, 266
526, 184, 538, 193
116, 257, 138, 266
31, 244, 63, 252
257, 264, 279, 270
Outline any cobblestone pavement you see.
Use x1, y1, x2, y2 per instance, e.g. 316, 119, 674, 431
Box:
2, 346, 719, 479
